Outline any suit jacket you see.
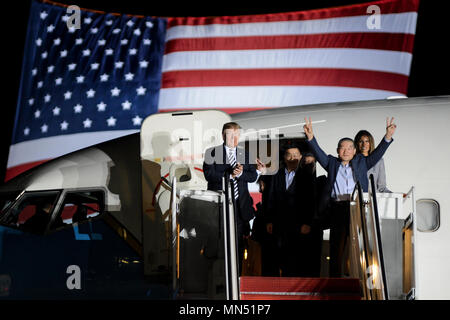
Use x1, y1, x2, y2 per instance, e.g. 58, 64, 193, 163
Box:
266, 165, 316, 237
307, 136, 393, 221
203, 144, 258, 234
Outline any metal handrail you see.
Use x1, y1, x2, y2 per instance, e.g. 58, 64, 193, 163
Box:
350, 176, 388, 300
222, 174, 239, 300
403, 186, 415, 202
402, 185, 417, 299
369, 174, 389, 300
171, 177, 178, 295
350, 182, 371, 299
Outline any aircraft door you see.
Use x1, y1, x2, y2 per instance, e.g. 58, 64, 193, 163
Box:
172, 186, 227, 299
140, 110, 231, 276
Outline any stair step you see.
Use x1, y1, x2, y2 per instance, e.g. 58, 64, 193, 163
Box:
240, 276, 361, 300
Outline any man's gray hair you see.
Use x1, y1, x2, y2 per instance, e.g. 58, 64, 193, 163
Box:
337, 137, 355, 149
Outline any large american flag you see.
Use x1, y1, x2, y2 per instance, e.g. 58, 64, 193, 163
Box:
6, 0, 419, 181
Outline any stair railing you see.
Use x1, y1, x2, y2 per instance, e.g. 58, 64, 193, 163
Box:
222, 174, 240, 300
349, 174, 388, 300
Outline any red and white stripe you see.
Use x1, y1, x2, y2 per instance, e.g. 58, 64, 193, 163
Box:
6, 0, 419, 181
159, 0, 418, 112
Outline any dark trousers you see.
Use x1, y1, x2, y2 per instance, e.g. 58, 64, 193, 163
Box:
308, 228, 324, 277
234, 198, 251, 276
236, 232, 245, 276
236, 220, 250, 277
280, 228, 323, 278
329, 201, 350, 278
260, 234, 280, 277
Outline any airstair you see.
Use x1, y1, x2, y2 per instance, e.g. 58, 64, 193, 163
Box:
239, 277, 361, 300
142, 110, 416, 300
170, 171, 416, 300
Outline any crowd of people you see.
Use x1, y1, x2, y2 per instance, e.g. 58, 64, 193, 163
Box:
203, 117, 397, 278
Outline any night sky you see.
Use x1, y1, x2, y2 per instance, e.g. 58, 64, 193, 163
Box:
1, 0, 449, 182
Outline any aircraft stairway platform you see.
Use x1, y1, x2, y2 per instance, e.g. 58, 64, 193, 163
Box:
239, 276, 361, 300
171, 174, 406, 300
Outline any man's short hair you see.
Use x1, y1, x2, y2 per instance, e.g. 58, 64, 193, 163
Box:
337, 137, 355, 149
281, 141, 301, 155
283, 146, 301, 156
222, 122, 241, 134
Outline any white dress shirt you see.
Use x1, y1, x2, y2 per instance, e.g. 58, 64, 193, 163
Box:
224, 145, 242, 179
285, 168, 296, 190
331, 163, 356, 201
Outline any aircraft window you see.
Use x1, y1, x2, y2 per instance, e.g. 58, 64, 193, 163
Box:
0, 191, 60, 235
50, 190, 104, 230
416, 199, 440, 232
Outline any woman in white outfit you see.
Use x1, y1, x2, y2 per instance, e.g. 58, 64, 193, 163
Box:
354, 130, 392, 193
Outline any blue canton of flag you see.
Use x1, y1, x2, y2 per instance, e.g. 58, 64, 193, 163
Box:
12, 0, 167, 144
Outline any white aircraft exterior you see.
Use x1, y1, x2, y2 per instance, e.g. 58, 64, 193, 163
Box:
232, 95, 450, 300
0, 95, 449, 300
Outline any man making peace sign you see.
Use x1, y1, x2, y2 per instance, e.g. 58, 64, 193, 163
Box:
303, 117, 397, 277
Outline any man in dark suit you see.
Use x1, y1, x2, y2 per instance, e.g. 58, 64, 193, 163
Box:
203, 122, 258, 275
253, 175, 279, 277
265, 145, 316, 277
303, 117, 397, 277
300, 153, 326, 277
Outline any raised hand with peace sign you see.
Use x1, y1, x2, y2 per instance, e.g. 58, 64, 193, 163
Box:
303, 117, 314, 141
385, 117, 397, 140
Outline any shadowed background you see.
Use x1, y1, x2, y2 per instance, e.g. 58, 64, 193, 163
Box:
1, 0, 448, 181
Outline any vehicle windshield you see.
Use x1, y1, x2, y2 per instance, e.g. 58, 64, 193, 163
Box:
50, 190, 103, 230
0, 191, 22, 221
0, 191, 60, 235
